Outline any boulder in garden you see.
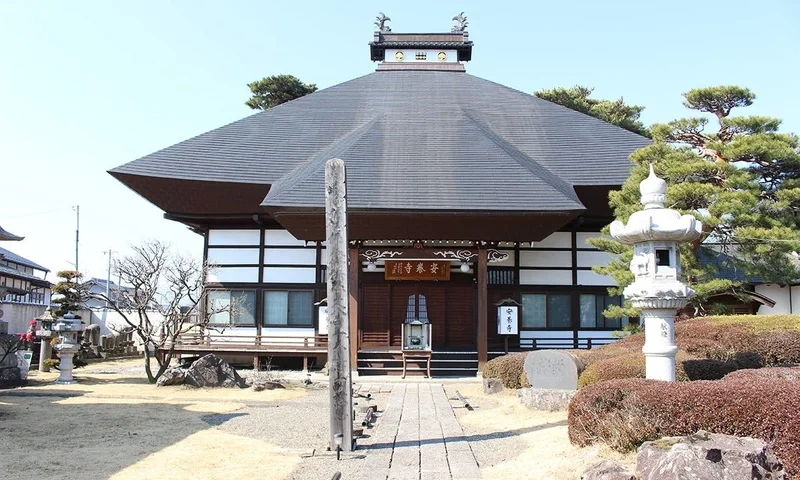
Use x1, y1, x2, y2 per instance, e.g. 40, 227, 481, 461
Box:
185, 354, 246, 388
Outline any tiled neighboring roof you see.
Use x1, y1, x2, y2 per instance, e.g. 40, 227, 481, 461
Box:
110, 71, 649, 213
697, 246, 761, 284
0, 246, 49, 272
0, 264, 42, 282
0, 225, 24, 241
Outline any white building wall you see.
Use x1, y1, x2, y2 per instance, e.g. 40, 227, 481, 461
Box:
755, 284, 800, 315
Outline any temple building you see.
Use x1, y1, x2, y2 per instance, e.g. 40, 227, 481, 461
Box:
109, 16, 650, 375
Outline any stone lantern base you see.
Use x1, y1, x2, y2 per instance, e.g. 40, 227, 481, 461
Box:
54, 346, 79, 385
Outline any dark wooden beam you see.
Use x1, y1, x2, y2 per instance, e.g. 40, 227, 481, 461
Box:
349, 246, 360, 372
477, 247, 488, 372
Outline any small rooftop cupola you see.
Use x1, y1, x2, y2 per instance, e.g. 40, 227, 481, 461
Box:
370, 12, 473, 72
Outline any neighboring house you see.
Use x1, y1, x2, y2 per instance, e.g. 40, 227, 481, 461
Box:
0, 225, 52, 333
108, 23, 651, 375
84, 277, 135, 309
698, 246, 800, 315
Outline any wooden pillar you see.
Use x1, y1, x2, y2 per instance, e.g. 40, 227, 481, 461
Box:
348, 247, 359, 372
325, 158, 353, 452
477, 247, 488, 372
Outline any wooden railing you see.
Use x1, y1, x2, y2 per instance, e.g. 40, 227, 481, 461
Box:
163, 333, 328, 354
489, 335, 618, 354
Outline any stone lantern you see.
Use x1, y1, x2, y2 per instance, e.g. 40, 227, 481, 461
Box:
52, 312, 84, 384
610, 165, 703, 381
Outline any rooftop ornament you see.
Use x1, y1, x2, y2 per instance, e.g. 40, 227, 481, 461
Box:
374, 12, 391, 33
609, 164, 703, 381
451, 12, 468, 33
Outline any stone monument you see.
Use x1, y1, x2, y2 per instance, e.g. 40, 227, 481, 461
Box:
523, 350, 584, 390
610, 165, 702, 381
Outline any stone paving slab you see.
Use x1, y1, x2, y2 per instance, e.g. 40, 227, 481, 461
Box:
354, 383, 480, 480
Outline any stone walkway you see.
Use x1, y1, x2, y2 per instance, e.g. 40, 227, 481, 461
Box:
354, 384, 481, 480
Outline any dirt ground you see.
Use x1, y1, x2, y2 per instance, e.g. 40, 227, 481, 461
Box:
452, 385, 635, 479
0, 359, 629, 480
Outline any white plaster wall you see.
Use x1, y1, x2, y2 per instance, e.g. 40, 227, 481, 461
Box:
207, 248, 260, 265
264, 248, 316, 265
576, 270, 616, 286
262, 267, 316, 284
576, 232, 604, 248
519, 270, 572, 285
207, 267, 259, 283
755, 284, 794, 314
0, 303, 47, 334
264, 230, 305, 246
577, 251, 613, 268
208, 229, 260, 246
531, 232, 572, 249
384, 49, 457, 63
520, 251, 571, 268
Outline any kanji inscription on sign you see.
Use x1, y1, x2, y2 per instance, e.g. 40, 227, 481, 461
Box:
497, 305, 519, 335
384, 260, 451, 281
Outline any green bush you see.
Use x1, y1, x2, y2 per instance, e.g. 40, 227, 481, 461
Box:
42, 359, 60, 370
568, 376, 800, 478
482, 352, 527, 389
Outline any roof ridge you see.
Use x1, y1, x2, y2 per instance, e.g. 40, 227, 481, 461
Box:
461, 109, 584, 207
263, 115, 383, 204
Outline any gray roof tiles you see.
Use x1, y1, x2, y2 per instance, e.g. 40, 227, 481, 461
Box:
110, 70, 649, 213
0, 246, 49, 272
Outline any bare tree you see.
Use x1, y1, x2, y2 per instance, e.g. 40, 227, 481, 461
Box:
94, 240, 225, 383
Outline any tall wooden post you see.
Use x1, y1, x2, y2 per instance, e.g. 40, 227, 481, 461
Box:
477, 248, 488, 372
325, 158, 354, 452
348, 246, 359, 372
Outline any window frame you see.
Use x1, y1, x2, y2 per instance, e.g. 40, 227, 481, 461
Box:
206, 289, 257, 327
520, 292, 573, 329
262, 289, 315, 328
578, 293, 627, 329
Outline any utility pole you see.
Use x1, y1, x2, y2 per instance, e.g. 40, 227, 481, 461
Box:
73, 205, 80, 274
103, 250, 114, 306
325, 158, 353, 454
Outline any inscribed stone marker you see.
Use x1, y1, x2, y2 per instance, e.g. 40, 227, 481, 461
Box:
523, 350, 584, 390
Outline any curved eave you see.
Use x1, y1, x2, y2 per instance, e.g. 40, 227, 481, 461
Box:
108, 172, 272, 217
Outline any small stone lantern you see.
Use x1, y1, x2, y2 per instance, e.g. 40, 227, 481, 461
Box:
52, 312, 84, 384
610, 165, 702, 381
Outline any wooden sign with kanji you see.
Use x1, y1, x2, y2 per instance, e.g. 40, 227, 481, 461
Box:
384, 260, 451, 281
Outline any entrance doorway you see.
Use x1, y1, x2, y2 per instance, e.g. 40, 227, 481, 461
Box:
361, 282, 475, 350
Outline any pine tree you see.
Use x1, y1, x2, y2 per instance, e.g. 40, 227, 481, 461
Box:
534, 85, 650, 137
590, 86, 800, 317
50, 270, 89, 317
245, 74, 317, 110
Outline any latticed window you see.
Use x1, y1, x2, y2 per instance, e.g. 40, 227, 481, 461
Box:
415, 52, 427, 60
405, 294, 429, 323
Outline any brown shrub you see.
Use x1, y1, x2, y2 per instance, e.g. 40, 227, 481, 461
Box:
573, 315, 800, 387
725, 365, 800, 381
568, 377, 800, 478
482, 352, 527, 389
578, 351, 694, 388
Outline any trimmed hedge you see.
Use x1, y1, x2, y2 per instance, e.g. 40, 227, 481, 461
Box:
568, 376, 800, 478
724, 365, 800, 381
482, 352, 527, 389
575, 315, 800, 386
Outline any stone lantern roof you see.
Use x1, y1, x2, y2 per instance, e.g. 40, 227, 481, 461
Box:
610, 165, 703, 244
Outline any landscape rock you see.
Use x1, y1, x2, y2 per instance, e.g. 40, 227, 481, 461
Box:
581, 460, 635, 480
517, 387, 576, 411
523, 350, 584, 390
184, 354, 246, 388
0, 366, 23, 388
637, 430, 785, 480
251, 380, 284, 392
483, 377, 504, 394
156, 367, 187, 386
